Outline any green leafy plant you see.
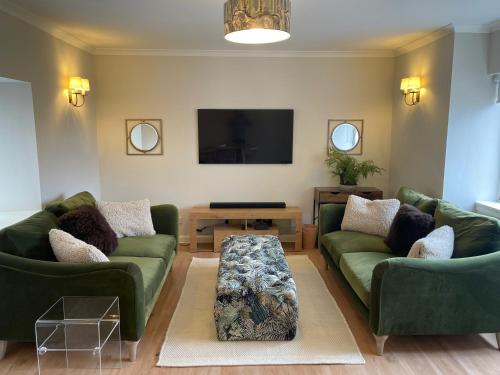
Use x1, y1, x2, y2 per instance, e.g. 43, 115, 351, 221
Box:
325, 150, 383, 186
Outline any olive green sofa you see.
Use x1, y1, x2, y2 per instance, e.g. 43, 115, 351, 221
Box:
319, 186, 500, 355
0, 192, 178, 361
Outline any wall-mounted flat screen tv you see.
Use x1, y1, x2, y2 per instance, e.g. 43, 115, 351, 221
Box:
198, 109, 294, 164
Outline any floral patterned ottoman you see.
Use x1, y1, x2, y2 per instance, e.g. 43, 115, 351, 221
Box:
214, 235, 298, 341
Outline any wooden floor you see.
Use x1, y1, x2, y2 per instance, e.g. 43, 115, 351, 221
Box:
1, 245, 499, 374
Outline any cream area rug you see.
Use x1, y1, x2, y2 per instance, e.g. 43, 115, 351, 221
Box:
157, 256, 365, 367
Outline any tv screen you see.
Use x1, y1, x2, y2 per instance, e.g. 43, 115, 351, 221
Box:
198, 109, 293, 164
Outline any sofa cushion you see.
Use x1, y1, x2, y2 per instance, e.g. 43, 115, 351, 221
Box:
49, 229, 109, 263
407, 225, 454, 259
1, 211, 59, 260
385, 204, 435, 256
434, 201, 500, 258
113, 234, 176, 263
97, 199, 156, 238
109, 256, 166, 304
341, 195, 400, 237
59, 205, 118, 255
339, 252, 395, 308
396, 186, 438, 215
45, 191, 96, 217
321, 231, 391, 266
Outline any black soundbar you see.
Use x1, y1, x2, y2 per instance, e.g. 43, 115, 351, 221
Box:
210, 202, 286, 209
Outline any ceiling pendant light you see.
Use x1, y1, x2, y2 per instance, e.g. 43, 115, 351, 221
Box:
224, 0, 291, 44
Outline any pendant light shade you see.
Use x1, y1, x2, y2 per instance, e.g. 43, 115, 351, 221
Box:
224, 0, 291, 44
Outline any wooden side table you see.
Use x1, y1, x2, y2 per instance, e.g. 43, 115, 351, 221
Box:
313, 187, 383, 224
189, 206, 303, 252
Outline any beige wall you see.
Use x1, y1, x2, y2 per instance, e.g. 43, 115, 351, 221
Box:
0, 81, 41, 211
389, 33, 455, 198
95, 55, 394, 234
0, 11, 100, 204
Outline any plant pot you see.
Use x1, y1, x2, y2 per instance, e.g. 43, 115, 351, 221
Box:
339, 184, 358, 192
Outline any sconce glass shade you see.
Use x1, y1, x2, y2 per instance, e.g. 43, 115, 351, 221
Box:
224, 0, 291, 44
400, 76, 421, 93
81, 78, 90, 93
69, 76, 83, 91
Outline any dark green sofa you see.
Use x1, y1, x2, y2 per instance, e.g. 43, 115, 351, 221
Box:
0, 192, 178, 361
319, 186, 500, 355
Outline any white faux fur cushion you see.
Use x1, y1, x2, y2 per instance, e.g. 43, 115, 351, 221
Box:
407, 225, 454, 259
341, 195, 400, 237
97, 199, 156, 238
49, 229, 109, 263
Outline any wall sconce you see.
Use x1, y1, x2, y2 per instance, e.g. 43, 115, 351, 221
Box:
68, 76, 90, 107
400, 76, 421, 106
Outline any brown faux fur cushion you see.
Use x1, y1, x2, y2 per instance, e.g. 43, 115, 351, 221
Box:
385, 204, 435, 256
59, 205, 118, 256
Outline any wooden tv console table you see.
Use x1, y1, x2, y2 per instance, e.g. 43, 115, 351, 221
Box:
189, 206, 303, 252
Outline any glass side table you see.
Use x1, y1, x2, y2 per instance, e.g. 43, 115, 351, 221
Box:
35, 296, 122, 375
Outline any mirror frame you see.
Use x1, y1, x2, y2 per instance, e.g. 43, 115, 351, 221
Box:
126, 119, 163, 155
327, 119, 363, 155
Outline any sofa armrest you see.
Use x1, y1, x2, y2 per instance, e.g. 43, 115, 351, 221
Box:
0, 252, 145, 342
370, 252, 500, 336
151, 204, 178, 247
318, 204, 346, 242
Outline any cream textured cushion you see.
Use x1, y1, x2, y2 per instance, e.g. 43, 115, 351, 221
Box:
49, 229, 109, 263
97, 199, 156, 238
407, 225, 454, 259
341, 195, 400, 237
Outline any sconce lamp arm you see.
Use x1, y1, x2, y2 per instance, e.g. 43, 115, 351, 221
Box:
404, 91, 420, 106
69, 91, 86, 107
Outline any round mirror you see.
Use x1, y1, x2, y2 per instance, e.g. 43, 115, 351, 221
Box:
130, 123, 159, 152
331, 123, 360, 152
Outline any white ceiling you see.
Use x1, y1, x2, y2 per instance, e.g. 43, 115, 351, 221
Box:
5, 0, 500, 53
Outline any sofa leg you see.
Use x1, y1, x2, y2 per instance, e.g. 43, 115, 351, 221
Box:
323, 257, 329, 270
374, 335, 388, 356
0, 341, 7, 360
125, 340, 140, 361
496, 333, 500, 350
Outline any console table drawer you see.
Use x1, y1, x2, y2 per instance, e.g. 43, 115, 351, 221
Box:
319, 192, 350, 203
318, 190, 383, 204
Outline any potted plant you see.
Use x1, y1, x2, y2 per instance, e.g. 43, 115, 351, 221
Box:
325, 150, 383, 191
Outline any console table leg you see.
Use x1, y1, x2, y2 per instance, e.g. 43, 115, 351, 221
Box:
295, 214, 302, 251
190, 218, 198, 252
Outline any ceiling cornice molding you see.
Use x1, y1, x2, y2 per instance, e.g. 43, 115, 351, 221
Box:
93, 48, 394, 58
2, 1, 498, 59
0, 0, 93, 53
394, 25, 454, 56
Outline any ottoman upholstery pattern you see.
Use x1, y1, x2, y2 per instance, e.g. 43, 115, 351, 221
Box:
214, 235, 298, 341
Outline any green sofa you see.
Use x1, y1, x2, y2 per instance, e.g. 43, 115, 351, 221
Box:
0, 192, 178, 361
319, 186, 500, 355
